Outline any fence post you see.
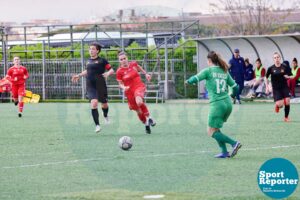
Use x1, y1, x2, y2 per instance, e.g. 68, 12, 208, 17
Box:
80, 40, 85, 99
164, 37, 168, 99
2, 40, 7, 76
183, 45, 187, 97
42, 40, 46, 100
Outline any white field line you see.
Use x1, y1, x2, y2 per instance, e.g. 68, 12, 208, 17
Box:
0, 151, 71, 158
1, 144, 300, 169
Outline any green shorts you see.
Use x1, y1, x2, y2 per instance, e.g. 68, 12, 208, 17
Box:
208, 97, 232, 128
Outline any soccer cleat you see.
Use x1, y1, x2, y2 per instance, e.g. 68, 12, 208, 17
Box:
237, 100, 242, 104
14, 100, 19, 106
95, 125, 101, 133
275, 105, 279, 113
231, 141, 242, 158
284, 117, 290, 122
18, 113, 22, 118
104, 117, 110, 125
214, 152, 230, 158
148, 117, 156, 127
145, 125, 151, 134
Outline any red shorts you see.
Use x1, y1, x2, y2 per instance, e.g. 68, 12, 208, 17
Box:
126, 86, 146, 110
11, 84, 25, 99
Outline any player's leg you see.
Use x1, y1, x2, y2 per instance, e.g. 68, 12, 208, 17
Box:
101, 102, 109, 124
288, 78, 296, 97
97, 80, 109, 124
283, 92, 290, 122
135, 95, 151, 134
17, 85, 26, 117
135, 87, 156, 126
91, 99, 101, 132
127, 92, 146, 124
11, 85, 19, 106
235, 81, 243, 104
87, 82, 101, 132
273, 89, 284, 113
208, 127, 229, 158
209, 99, 241, 158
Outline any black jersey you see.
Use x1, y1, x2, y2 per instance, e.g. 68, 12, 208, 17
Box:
266, 64, 291, 90
86, 57, 111, 81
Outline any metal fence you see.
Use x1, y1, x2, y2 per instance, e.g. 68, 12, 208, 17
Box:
1, 21, 199, 100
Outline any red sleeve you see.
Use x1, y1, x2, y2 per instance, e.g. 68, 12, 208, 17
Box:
105, 64, 111, 70
23, 67, 29, 78
6, 68, 12, 81
116, 69, 122, 81
131, 61, 139, 70
261, 68, 266, 77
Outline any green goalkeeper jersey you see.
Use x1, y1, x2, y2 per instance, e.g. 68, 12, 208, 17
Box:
187, 66, 237, 103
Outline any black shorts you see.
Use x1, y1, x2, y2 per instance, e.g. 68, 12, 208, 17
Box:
86, 77, 108, 103
273, 87, 290, 102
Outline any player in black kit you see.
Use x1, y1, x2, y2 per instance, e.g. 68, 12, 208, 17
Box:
265, 52, 292, 122
72, 42, 114, 132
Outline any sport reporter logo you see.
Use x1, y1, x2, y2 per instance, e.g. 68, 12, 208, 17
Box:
257, 158, 298, 199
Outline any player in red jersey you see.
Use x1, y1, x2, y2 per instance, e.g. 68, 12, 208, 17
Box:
116, 51, 156, 134
6, 56, 29, 117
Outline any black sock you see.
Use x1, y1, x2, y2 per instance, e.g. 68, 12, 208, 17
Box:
253, 85, 259, 90
284, 105, 290, 118
91, 109, 99, 125
102, 107, 109, 118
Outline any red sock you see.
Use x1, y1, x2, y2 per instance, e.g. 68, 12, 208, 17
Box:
139, 103, 149, 118
137, 111, 146, 124
19, 102, 24, 113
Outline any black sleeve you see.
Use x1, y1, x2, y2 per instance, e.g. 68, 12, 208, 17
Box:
103, 58, 109, 65
266, 67, 271, 79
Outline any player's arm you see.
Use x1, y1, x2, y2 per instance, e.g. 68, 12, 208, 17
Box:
265, 68, 271, 94
23, 68, 29, 80
227, 73, 239, 98
117, 80, 129, 91
5, 68, 13, 82
72, 70, 87, 83
186, 68, 208, 85
136, 64, 151, 82
103, 61, 114, 79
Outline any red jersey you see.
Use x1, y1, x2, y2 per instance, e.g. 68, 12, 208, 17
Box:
6, 65, 29, 85
116, 61, 144, 90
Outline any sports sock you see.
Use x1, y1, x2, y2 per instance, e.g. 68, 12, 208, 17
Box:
212, 131, 236, 146
284, 105, 290, 118
18, 102, 24, 112
91, 109, 100, 125
102, 107, 109, 118
215, 140, 228, 153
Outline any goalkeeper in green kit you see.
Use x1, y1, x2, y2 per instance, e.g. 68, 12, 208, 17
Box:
186, 51, 242, 158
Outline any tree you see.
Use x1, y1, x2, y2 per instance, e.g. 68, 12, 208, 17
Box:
209, 0, 298, 35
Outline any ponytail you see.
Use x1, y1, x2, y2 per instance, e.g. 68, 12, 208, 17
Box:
207, 51, 228, 72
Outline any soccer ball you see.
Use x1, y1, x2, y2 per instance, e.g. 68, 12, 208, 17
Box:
118, 136, 133, 150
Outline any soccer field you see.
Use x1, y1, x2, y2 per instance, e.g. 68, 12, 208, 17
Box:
0, 102, 299, 200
